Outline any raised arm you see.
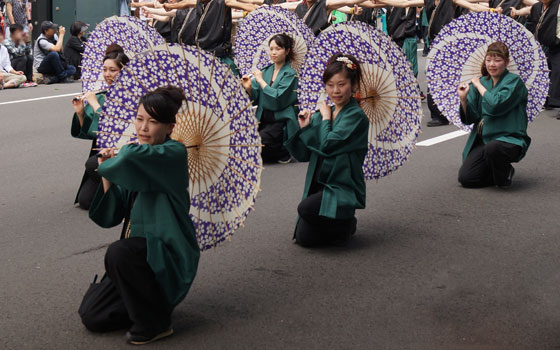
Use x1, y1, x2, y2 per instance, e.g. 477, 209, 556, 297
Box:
142, 6, 177, 16
276, 0, 302, 10
225, 0, 259, 11
510, 4, 531, 16
236, 0, 265, 4
163, 0, 197, 10
453, 0, 488, 11
326, 0, 366, 12
372, 0, 423, 8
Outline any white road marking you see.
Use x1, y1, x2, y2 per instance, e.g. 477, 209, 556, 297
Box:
416, 130, 469, 146
0, 92, 80, 106
2, 90, 467, 147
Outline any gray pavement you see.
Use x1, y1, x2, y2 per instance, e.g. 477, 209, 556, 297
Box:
1, 56, 560, 349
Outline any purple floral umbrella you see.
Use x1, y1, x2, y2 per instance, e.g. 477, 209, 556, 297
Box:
97, 44, 262, 251
298, 21, 422, 180
234, 6, 315, 76
426, 12, 549, 131
81, 16, 165, 93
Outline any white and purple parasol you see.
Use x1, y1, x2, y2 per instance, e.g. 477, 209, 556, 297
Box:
298, 21, 422, 180
234, 6, 315, 76
426, 12, 550, 131
97, 44, 262, 251
81, 15, 165, 93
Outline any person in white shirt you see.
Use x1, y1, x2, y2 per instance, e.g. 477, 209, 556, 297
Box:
0, 30, 26, 89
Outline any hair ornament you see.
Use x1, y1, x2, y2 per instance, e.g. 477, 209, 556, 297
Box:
336, 56, 357, 70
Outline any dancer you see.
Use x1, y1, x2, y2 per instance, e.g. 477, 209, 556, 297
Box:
512, 0, 560, 118
79, 86, 200, 345
71, 44, 129, 210
163, 0, 259, 74
457, 42, 531, 188
241, 33, 298, 164
286, 54, 369, 247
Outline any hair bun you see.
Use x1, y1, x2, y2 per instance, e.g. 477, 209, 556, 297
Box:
106, 43, 125, 56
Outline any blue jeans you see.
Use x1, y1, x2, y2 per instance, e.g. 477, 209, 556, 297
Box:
37, 52, 76, 83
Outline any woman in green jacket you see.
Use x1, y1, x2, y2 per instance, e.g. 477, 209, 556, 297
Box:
286, 54, 369, 247
70, 44, 129, 209
457, 42, 531, 188
80, 86, 200, 345
241, 33, 298, 164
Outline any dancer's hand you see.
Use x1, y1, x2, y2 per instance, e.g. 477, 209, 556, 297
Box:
298, 110, 312, 128
319, 101, 332, 121
457, 83, 470, 101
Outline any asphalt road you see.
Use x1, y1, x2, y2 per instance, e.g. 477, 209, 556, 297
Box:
1, 54, 560, 349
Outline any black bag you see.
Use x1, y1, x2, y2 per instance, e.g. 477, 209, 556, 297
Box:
78, 274, 131, 332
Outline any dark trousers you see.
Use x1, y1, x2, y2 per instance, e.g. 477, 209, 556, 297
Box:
546, 49, 560, 108
259, 119, 290, 163
11, 55, 33, 82
458, 139, 522, 188
81, 238, 172, 335
427, 89, 447, 123
295, 191, 356, 247
37, 52, 76, 83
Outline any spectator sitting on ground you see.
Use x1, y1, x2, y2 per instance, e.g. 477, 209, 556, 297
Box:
33, 21, 76, 84
0, 30, 26, 89
64, 21, 88, 80
3, 23, 36, 87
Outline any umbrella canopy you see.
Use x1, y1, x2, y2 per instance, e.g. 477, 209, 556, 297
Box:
426, 12, 549, 131
97, 44, 262, 251
81, 16, 165, 93
234, 6, 315, 76
298, 21, 422, 180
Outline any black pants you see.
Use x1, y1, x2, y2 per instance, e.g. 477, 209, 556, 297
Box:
76, 155, 101, 210
11, 55, 33, 82
458, 139, 522, 188
295, 191, 356, 247
546, 49, 560, 108
259, 120, 290, 163
427, 89, 447, 123
81, 238, 172, 334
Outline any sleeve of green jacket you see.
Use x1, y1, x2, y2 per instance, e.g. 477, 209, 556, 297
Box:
88, 184, 128, 228
70, 94, 105, 139
316, 112, 369, 156
481, 75, 527, 118
260, 73, 298, 112
460, 84, 481, 125
97, 142, 186, 194
250, 79, 261, 106
284, 114, 323, 162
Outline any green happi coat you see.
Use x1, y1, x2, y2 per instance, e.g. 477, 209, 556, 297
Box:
71, 93, 106, 140
460, 70, 531, 162
285, 98, 369, 220
251, 62, 299, 134
89, 138, 200, 307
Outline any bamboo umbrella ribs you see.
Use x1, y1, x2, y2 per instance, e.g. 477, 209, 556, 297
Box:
97, 44, 263, 251
298, 21, 423, 180
426, 12, 550, 131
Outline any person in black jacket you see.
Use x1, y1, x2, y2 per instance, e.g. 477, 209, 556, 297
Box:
64, 21, 88, 80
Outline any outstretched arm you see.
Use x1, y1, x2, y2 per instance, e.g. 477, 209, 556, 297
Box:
163, 0, 197, 10
276, 0, 302, 10
326, 0, 366, 11
225, 0, 259, 11
370, 0, 423, 8
453, 0, 488, 11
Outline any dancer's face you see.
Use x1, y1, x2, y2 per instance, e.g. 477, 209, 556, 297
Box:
484, 54, 508, 78
269, 40, 288, 64
102, 59, 121, 86
135, 104, 175, 145
325, 72, 354, 107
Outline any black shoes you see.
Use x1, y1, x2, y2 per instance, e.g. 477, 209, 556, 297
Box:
426, 119, 449, 127
498, 167, 515, 189
126, 327, 173, 345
